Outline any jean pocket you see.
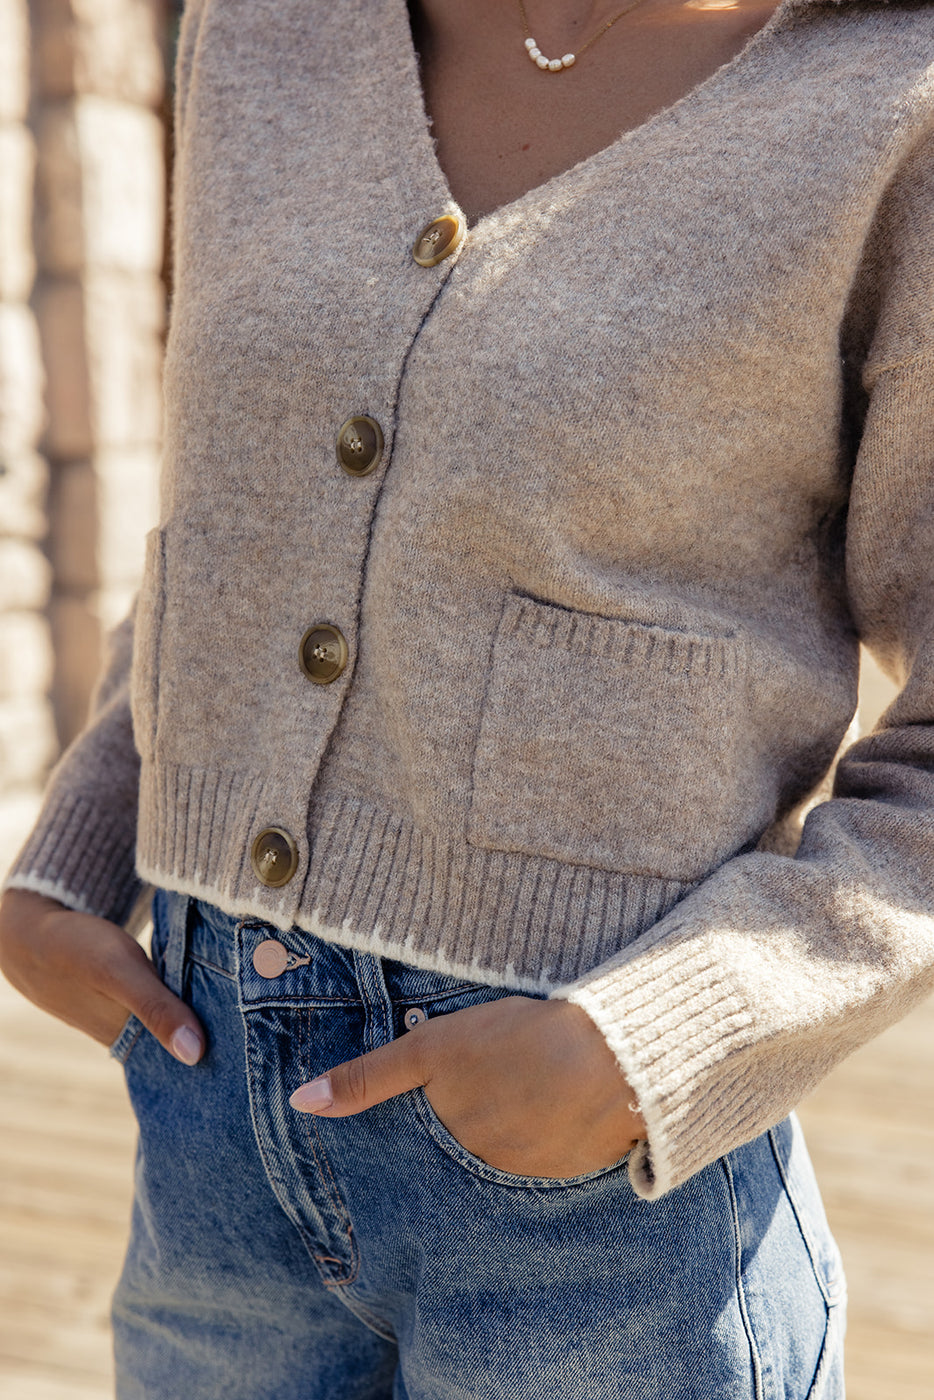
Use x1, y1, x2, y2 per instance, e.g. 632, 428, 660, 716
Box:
109, 1012, 146, 1066
109, 893, 176, 1066
726, 1120, 845, 1400
804, 1300, 846, 1400
411, 1085, 630, 1191
769, 1117, 846, 1309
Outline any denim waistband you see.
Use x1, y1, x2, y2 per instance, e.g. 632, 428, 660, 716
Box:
159, 890, 522, 1009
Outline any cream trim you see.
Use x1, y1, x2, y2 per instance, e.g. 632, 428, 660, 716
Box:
136, 862, 559, 995
0, 873, 99, 917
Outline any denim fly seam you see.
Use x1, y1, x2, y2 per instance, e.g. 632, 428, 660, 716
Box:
237, 921, 364, 1295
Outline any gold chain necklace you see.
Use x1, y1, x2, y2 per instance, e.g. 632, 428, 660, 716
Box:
517, 0, 651, 73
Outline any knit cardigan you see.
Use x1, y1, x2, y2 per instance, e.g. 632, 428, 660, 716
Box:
8, 0, 934, 1199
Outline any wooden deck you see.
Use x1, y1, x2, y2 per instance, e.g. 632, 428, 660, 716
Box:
1, 660, 932, 1397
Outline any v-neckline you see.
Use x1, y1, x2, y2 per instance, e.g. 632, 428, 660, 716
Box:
395, 0, 793, 234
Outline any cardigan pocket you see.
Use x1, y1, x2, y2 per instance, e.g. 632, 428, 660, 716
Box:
129, 526, 167, 763
466, 593, 756, 884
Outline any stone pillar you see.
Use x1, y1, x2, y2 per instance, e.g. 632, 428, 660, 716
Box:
32, 0, 166, 748
0, 0, 55, 797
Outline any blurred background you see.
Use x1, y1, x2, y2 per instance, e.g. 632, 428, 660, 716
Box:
0, 0, 178, 823
0, 0, 932, 1396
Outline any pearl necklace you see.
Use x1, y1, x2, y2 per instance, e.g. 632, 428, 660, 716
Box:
517, 0, 652, 73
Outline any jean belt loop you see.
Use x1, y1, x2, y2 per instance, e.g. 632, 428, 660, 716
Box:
163, 894, 193, 998
352, 948, 394, 1050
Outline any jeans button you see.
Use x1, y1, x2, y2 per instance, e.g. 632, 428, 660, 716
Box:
404, 1007, 427, 1030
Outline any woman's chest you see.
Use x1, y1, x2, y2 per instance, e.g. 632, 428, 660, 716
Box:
407, 0, 782, 226
169, 0, 922, 412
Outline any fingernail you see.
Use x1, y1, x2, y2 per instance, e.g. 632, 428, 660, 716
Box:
170, 1026, 203, 1065
290, 1076, 333, 1112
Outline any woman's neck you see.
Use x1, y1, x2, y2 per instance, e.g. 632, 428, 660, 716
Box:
409, 0, 784, 226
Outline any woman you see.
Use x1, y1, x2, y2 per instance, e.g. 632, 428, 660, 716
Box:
3, 0, 934, 1394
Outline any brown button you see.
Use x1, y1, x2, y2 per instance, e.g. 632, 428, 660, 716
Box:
412, 213, 466, 267
299, 624, 349, 684
337, 415, 384, 477
250, 827, 299, 888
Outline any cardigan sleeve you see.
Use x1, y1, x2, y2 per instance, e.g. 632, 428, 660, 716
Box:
2, 610, 145, 927
552, 128, 934, 1200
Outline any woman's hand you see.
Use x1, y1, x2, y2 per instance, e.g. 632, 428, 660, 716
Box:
289, 994, 645, 1178
0, 888, 205, 1064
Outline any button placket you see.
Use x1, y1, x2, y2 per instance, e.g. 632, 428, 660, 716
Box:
251, 218, 465, 899
246, 214, 464, 899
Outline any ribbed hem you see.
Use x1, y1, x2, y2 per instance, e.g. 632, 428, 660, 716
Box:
134, 762, 693, 992
553, 933, 760, 1201
3, 791, 142, 926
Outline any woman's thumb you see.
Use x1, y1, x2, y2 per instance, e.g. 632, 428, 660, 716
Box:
110, 938, 205, 1065
289, 1035, 426, 1116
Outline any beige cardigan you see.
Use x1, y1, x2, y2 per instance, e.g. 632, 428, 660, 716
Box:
8, 0, 934, 1198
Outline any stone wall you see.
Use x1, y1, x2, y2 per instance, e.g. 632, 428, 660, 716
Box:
0, 0, 165, 805
0, 0, 53, 796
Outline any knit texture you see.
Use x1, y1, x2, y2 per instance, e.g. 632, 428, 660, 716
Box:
8, 0, 934, 1197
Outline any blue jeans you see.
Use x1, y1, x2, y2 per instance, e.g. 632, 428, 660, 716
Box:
110, 890, 846, 1398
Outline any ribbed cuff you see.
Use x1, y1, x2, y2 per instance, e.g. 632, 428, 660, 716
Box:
552, 930, 759, 1200
2, 790, 142, 927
